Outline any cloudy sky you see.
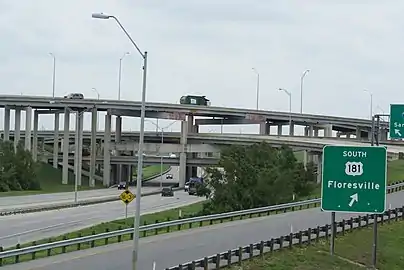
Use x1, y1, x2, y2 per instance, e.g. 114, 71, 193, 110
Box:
0, 0, 403, 134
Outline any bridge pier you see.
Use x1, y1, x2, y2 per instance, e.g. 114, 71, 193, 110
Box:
316, 153, 322, 184
179, 119, 188, 188
289, 122, 294, 136
62, 108, 70, 185
3, 106, 10, 141
103, 111, 112, 187
74, 112, 84, 186
53, 113, 60, 168
313, 127, 319, 137
115, 116, 123, 186
277, 124, 282, 136
32, 110, 39, 161
25, 107, 32, 151
89, 108, 97, 187
14, 107, 21, 151
259, 122, 270, 135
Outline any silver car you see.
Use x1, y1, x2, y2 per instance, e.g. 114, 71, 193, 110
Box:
64, 93, 84, 99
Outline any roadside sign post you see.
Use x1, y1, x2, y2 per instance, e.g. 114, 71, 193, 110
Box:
321, 142, 387, 265
120, 190, 135, 220
389, 104, 404, 139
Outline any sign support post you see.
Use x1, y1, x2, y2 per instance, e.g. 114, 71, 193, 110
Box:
321, 122, 387, 264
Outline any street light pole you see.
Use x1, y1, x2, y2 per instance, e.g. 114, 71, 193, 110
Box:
252, 68, 260, 110
49, 53, 56, 97
300, 69, 310, 114
92, 12, 147, 270
278, 88, 292, 128
364, 89, 373, 120
118, 52, 130, 100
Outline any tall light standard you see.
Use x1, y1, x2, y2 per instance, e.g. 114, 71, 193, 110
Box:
92, 12, 148, 270
118, 52, 130, 100
278, 88, 292, 128
49, 53, 56, 97
92, 87, 100, 100
363, 89, 373, 120
300, 69, 310, 114
252, 68, 260, 110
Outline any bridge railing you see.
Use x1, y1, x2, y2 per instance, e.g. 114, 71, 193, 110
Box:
0, 180, 403, 266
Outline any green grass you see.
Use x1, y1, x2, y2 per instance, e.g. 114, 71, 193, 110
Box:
0, 163, 170, 197
0, 201, 205, 265
388, 159, 404, 183
142, 165, 170, 180
227, 219, 404, 270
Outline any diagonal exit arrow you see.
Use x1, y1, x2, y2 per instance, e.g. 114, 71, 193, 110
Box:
348, 193, 358, 207
395, 129, 402, 136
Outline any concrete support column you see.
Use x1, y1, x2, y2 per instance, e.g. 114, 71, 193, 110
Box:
313, 127, 319, 137
74, 112, 84, 186
347, 133, 351, 139
14, 108, 21, 151
193, 124, 199, 133
179, 120, 188, 187
4, 106, 10, 141
62, 109, 70, 185
277, 124, 282, 136
259, 122, 270, 135
89, 108, 97, 187
304, 127, 309, 137
187, 115, 194, 133
103, 112, 112, 186
380, 129, 388, 141
115, 116, 122, 185
32, 111, 39, 161
308, 125, 314, 137
324, 124, 333, 137
356, 127, 361, 140
53, 113, 60, 168
25, 107, 32, 151
289, 122, 294, 136
317, 153, 323, 184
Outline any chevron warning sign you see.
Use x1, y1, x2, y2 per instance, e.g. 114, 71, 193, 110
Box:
119, 190, 135, 204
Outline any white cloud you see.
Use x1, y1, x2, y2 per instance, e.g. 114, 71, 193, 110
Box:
1, 0, 404, 133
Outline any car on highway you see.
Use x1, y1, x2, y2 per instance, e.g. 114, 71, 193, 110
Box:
166, 174, 173, 180
117, 182, 127, 190
161, 187, 174, 197
64, 93, 84, 99
184, 182, 190, 192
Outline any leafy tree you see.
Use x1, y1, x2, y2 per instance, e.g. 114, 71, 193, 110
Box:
0, 140, 40, 192
199, 142, 316, 215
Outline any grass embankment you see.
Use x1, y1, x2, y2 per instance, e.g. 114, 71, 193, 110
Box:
228, 219, 404, 269
142, 164, 170, 180
0, 163, 169, 197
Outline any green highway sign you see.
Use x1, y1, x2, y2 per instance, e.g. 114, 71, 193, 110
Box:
321, 145, 387, 214
390, 104, 404, 139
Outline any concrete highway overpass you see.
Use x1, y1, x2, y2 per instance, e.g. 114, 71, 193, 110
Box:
0, 95, 393, 188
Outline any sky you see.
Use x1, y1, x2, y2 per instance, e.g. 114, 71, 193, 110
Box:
0, 0, 403, 134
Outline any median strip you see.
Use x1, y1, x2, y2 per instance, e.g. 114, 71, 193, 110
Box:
1, 180, 404, 266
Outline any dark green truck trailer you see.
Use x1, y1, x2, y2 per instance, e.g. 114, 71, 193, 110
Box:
179, 95, 211, 106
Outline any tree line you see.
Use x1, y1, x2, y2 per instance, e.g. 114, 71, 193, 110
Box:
0, 140, 40, 192
196, 142, 317, 215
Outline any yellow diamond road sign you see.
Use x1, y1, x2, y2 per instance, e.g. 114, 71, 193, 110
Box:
120, 190, 135, 204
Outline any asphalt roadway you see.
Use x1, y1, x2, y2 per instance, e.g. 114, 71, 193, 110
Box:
0, 166, 180, 211
0, 167, 205, 248
7, 191, 404, 270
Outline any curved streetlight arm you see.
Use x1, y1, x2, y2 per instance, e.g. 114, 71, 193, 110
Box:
111, 16, 144, 59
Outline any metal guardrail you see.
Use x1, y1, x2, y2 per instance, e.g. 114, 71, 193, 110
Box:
166, 207, 404, 270
0, 187, 180, 216
0, 180, 404, 265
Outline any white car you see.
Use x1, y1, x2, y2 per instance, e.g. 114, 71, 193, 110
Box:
184, 182, 189, 192
169, 153, 176, 158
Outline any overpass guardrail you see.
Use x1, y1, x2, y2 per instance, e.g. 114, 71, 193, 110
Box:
0, 180, 404, 266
